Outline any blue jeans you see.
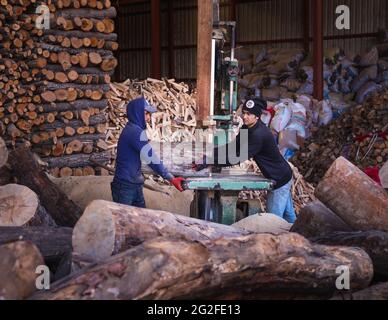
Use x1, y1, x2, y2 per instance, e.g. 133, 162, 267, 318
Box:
266, 179, 296, 223
111, 181, 146, 208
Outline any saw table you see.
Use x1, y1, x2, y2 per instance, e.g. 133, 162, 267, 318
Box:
182, 173, 274, 225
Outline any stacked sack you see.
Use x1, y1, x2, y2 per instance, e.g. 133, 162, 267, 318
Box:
236, 45, 388, 116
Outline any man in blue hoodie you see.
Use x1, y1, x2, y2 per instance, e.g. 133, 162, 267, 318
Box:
111, 97, 185, 208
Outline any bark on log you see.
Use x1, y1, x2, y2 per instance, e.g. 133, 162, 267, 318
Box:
7, 147, 82, 227
0, 166, 13, 186
331, 282, 388, 300
0, 137, 7, 168
311, 230, 388, 277
72, 199, 252, 261
43, 150, 111, 168
0, 184, 56, 227
315, 157, 388, 231
0, 241, 44, 300
55, 7, 117, 19
31, 234, 373, 300
45, 63, 115, 76
34, 82, 110, 92
290, 201, 353, 238
0, 226, 72, 265
43, 29, 117, 42
38, 99, 107, 113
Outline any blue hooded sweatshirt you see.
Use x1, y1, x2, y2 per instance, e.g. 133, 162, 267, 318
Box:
113, 97, 173, 185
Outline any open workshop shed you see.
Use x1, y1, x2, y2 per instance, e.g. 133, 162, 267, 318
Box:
0, 0, 387, 301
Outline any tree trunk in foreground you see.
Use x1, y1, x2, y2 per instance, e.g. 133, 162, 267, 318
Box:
72, 199, 252, 262
315, 157, 388, 231
31, 234, 373, 300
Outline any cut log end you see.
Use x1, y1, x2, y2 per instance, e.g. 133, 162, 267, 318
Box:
72, 202, 116, 261
0, 184, 39, 227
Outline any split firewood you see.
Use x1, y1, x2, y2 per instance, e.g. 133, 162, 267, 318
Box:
315, 157, 388, 231
31, 233, 373, 300
292, 90, 388, 185
0, 241, 44, 300
0, 184, 56, 227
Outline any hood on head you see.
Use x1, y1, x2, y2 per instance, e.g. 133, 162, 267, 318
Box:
126, 97, 146, 129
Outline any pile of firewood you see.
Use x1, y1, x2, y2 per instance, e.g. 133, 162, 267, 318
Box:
106, 78, 197, 151
238, 161, 316, 214
0, 0, 117, 178
292, 89, 388, 185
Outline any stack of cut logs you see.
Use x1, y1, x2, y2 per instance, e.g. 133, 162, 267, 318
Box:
0, 0, 117, 178
2, 144, 388, 300
292, 89, 388, 185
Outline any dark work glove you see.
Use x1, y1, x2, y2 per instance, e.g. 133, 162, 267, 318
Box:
192, 155, 208, 171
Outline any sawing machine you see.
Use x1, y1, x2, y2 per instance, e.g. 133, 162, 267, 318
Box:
182, 6, 274, 225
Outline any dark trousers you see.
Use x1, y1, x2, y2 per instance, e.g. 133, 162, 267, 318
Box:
111, 181, 146, 208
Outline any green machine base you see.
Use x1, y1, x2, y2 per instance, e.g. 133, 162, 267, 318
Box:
185, 174, 274, 225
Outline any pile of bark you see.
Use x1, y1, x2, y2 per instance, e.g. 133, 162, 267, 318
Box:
291, 89, 388, 185
237, 45, 388, 108
0, 0, 117, 178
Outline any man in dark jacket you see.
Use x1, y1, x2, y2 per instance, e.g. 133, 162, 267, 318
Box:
194, 97, 296, 223
111, 97, 185, 208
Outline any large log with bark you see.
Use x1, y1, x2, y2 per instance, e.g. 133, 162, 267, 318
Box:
311, 230, 388, 277
31, 234, 373, 300
290, 201, 353, 238
0, 241, 44, 300
0, 226, 72, 266
0, 137, 7, 168
7, 147, 81, 227
0, 184, 56, 227
331, 282, 388, 300
55, 7, 117, 19
38, 99, 107, 113
43, 150, 111, 168
315, 157, 388, 231
72, 199, 252, 261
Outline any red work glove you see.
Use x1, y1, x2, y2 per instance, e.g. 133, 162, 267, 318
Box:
170, 177, 185, 192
